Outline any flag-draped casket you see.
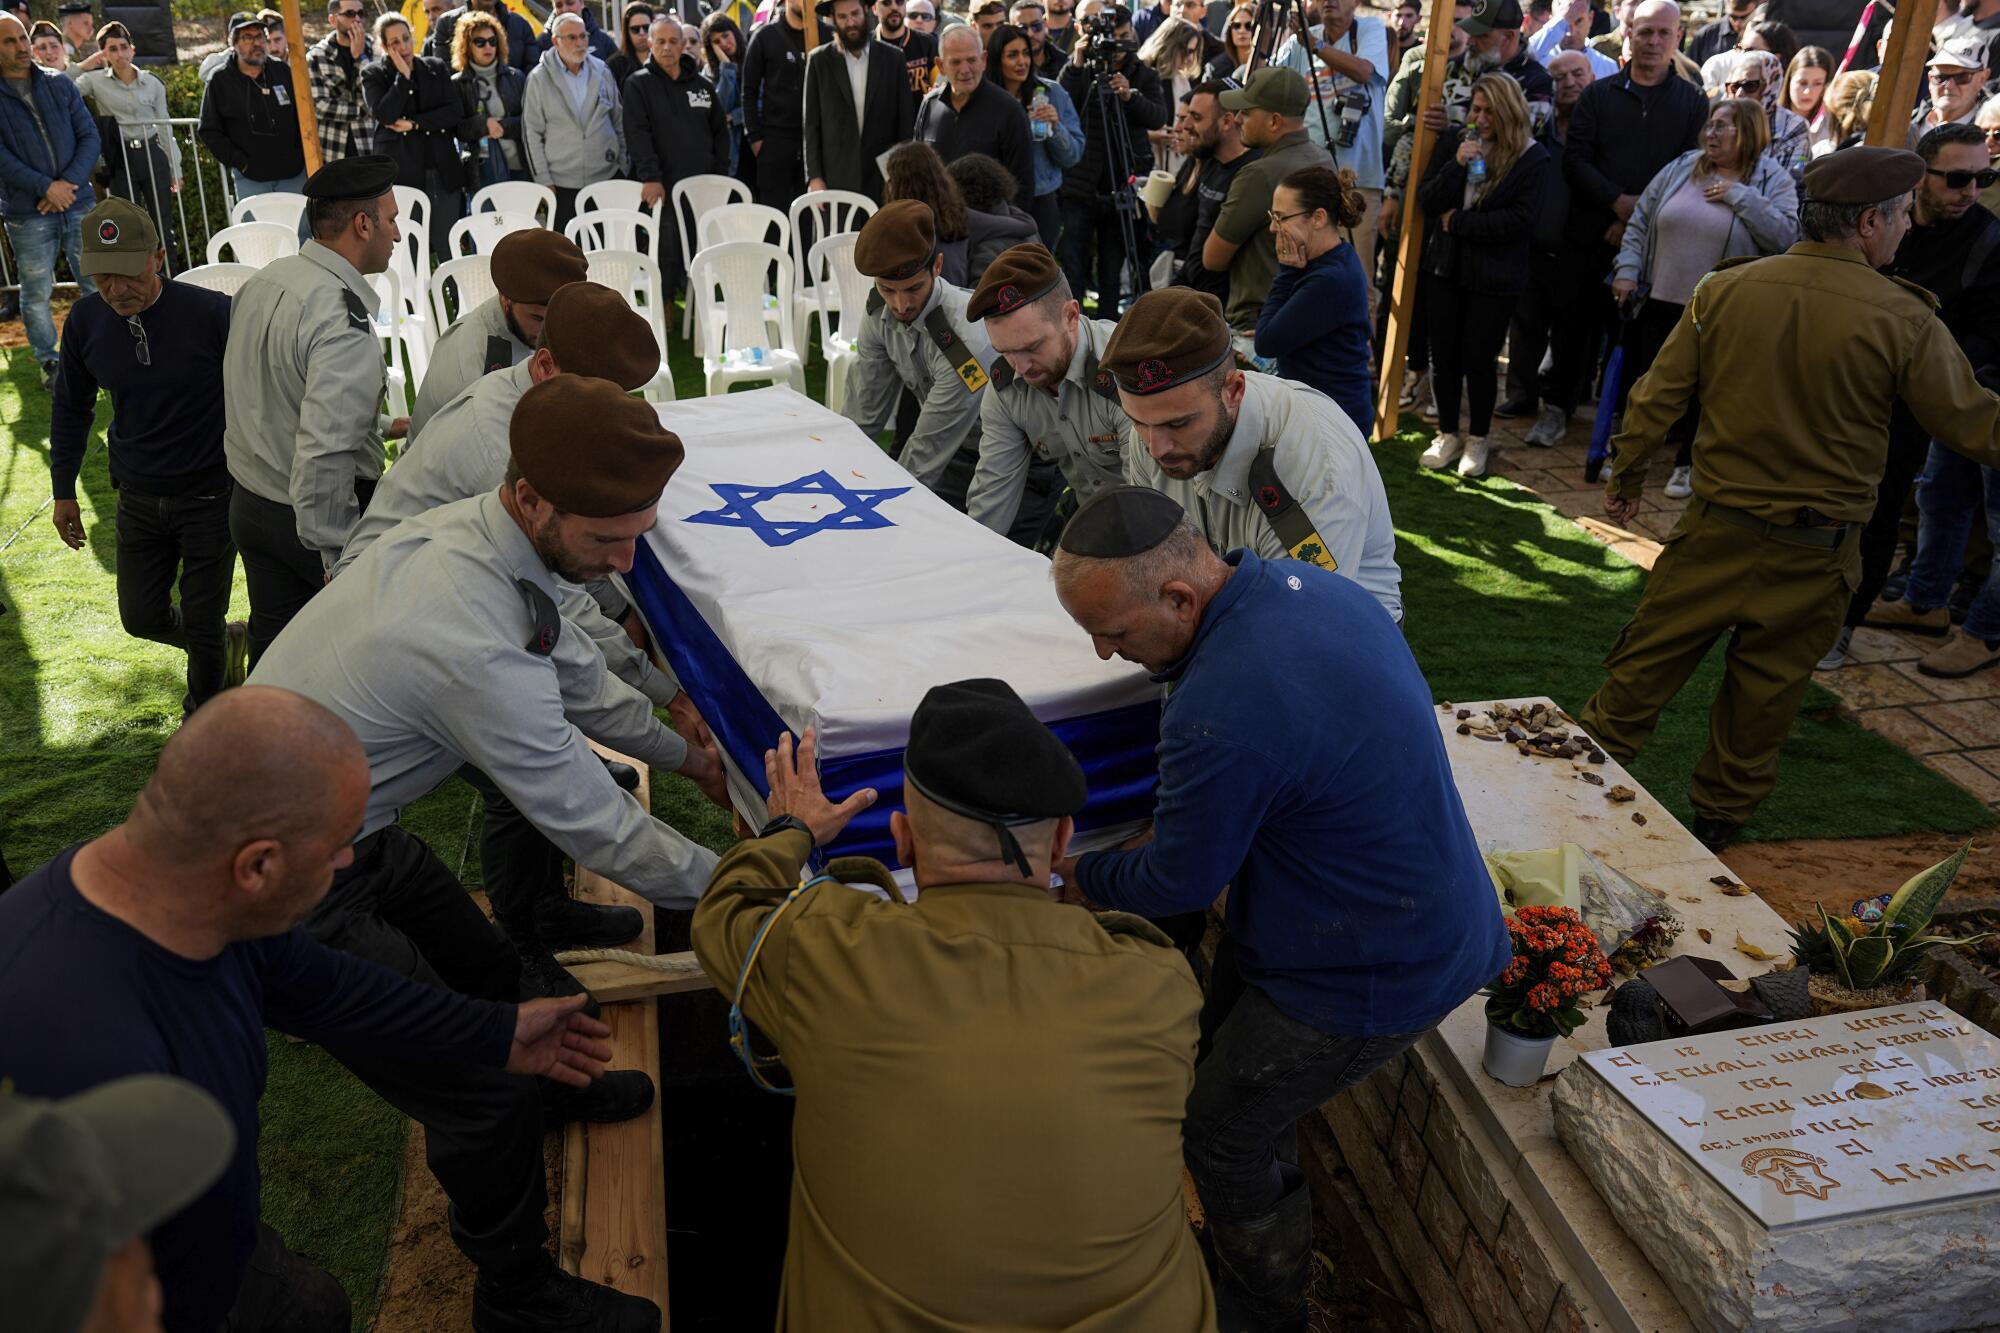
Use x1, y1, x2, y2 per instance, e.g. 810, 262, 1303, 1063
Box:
624, 387, 1164, 877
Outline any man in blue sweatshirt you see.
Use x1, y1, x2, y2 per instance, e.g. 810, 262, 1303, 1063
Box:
0, 11, 98, 387
1052, 486, 1509, 1333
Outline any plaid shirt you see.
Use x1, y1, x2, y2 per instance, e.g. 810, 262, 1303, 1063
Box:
306, 32, 376, 161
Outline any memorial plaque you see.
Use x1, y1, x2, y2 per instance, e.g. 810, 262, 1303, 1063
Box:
1579, 1002, 2000, 1229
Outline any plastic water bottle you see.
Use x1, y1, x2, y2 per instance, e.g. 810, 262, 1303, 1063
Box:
1468, 143, 1487, 191
751, 347, 767, 367
1031, 87, 1052, 142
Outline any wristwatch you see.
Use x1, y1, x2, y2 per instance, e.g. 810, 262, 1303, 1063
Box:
758, 813, 816, 850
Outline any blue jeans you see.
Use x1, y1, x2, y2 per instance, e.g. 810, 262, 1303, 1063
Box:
1907, 439, 2000, 641
232, 168, 308, 198
1183, 933, 1424, 1332
6, 203, 95, 365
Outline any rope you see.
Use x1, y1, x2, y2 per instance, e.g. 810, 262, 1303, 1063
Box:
552, 947, 694, 970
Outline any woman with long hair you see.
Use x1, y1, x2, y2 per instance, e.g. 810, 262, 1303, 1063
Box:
1414, 72, 1550, 479
699, 10, 746, 179
1781, 45, 1838, 158
883, 142, 1037, 287
1256, 165, 1375, 433
1610, 97, 1796, 498
1137, 15, 1206, 175
986, 21, 1081, 246
607, 1, 656, 87
1825, 68, 1875, 150
364, 11, 477, 258
1208, 2, 1256, 81
451, 9, 527, 189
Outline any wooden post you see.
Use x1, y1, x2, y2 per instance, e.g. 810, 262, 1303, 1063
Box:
1864, 0, 1937, 147
1371, 1, 1456, 442
803, 0, 821, 51
278, 0, 323, 176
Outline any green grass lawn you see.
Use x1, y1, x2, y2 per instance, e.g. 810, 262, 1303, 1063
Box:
0, 323, 1984, 1329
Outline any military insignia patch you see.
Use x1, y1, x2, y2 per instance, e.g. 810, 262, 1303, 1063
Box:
995, 283, 1024, 312
1134, 358, 1173, 391
97, 219, 118, 243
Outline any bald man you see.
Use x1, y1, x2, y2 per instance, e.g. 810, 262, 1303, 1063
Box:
0, 687, 656, 1333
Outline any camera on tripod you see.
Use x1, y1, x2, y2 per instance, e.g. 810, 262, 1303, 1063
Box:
1073, 9, 1135, 71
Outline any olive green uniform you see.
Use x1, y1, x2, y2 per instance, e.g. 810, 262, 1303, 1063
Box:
689, 828, 1216, 1333
1582, 242, 2000, 824
966, 315, 1133, 534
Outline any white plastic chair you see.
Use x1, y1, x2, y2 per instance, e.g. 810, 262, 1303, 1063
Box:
447, 211, 538, 258
368, 266, 429, 412
689, 240, 804, 397
584, 249, 677, 403
811, 233, 868, 415
206, 221, 298, 268
576, 180, 650, 216
229, 191, 307, 232
696, 202, 790, 255
391, 184, 433, 288
565, 208, 659, 257
469, 181, 556, 229
174, 262, 257, 297
669, 173, 750, 339
789, 189, 875, 348
428, 254, 496, 333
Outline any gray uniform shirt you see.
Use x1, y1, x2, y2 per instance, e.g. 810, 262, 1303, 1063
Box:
840, 278, 993, 489
1126, 370, 1404, 621
967, 315, 1133, 533
251, 490, 718, 908
332, 360, 682, 706
408, 294, 531, 441
75, 67, 182, 178
222, 240, 387, 570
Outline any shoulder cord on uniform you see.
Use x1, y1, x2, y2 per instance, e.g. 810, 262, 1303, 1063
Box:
727, 872, 837, 1096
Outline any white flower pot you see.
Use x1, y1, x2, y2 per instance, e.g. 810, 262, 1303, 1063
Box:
1482, 1021, 1557, 1087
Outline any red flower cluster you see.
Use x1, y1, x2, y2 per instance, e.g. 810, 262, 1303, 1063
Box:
1484, 905, 1614, 1039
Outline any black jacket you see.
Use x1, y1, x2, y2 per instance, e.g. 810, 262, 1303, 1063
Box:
196, 59, 304, 182
802, 38, 917, 200
1561, 68, 1707, 247
362, 53, 478, 184
624, 53, 730, 186
1417, 130, 1551, 298
453, 61, 527, 176
425, 5, 536, 73
1056, 54, 1167, 200
535, 8, 618, 63
607, 49, 646, 88
914, 79, 1036, 207
742, 15, 824, 141
941, 203, 1041, 287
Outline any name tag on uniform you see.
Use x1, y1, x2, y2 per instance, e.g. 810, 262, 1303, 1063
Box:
273, 85, 290, 106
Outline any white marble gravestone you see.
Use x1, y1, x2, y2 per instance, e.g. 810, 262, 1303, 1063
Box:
1552, 1002, 2000, 1331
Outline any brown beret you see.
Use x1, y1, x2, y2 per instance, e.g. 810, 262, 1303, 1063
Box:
853, 200, 939, 281
539, 281, 661, 392
1098, 288, 1232, 395
489, 228, 589, 305
966, 243, 1064, 321
509, 375, 684, 518
1802, 146, 1926, 206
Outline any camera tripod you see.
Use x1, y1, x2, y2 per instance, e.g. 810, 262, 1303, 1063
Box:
1244, 0, 1338, 148
1079, 58, 1151, 312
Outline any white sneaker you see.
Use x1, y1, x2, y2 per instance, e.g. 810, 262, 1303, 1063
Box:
1525, 404, 1566, 447
1400, 368, 1428, 408
1419, 433, 1463, 470
1664, 465, 1694, 500
1816, 626, 1853, 672
1457, 437, 1491, 478
1419, 390, 1440, 423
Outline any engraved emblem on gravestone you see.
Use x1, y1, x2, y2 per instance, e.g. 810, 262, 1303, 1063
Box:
1740, 1147, 1840, 1201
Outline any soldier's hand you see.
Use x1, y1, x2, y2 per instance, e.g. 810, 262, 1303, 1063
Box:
1604, 493, 1641, 525
50, 499, 84, 550
667, 689, 713, 749
507, 996, 613, 1087
764, 728, 876, 848
386, 416, 410, 440
678, 737, 731, 809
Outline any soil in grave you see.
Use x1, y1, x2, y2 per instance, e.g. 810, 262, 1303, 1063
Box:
1721, 832, 2000, 936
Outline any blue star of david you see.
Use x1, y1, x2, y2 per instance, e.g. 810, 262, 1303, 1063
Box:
682, 471, 912, 548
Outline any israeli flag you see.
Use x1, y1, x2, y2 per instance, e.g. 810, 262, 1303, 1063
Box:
625, 387, 1163, 880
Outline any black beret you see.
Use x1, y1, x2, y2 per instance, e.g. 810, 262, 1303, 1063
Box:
1098, 287, 1232, 395
854, 199, 939, 281
303, 153, 397, 202
57, 2, 92, 14
540, 282, 661, 391
1059, 485, 1184, 558
510, 375, 684, 517
904, 679, 1087, 832
489, 228, 589, 304
1802, 146, 1925, 205
966, 242, 1064, 321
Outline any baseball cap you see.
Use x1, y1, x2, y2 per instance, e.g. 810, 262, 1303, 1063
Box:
1219, 65, 1309, 116
1928, 35, 1988, 71
1459, 0, 1522, 36
0, 1077, 235, 1333
227, 9, 265, 37
80, 199, 161, 279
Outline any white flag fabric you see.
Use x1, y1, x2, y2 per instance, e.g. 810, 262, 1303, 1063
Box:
626, 386, 1164, 873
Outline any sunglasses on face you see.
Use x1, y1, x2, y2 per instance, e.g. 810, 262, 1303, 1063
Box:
1049, 3, 1071, 12
630, 22, 650, 32
1933, 69, 1981, 87
1724, 79, 1764, 94
1228, 18, 1251, 27
470, 34, 496, 45
337, 6, 364, 16
1928, 166, 2000, 188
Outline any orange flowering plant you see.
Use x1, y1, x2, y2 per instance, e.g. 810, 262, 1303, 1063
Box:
1483, 905, 1614, 1039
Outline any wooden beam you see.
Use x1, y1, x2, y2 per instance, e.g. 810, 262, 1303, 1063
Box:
1865, 0, 1937, 148
277, 0, 323, 176
1371, 0, 1458, 441
560, 745, 672, 1322
567, 952, 717, 1003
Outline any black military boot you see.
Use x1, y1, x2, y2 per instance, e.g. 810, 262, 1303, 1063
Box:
472, 1256, 660, 1333
535, 895, 645, 951
541, 1070, 656, 1126
517, 941, 601, 1022
1205, 1173, 1314, 1333
1691, 815, 1741, 854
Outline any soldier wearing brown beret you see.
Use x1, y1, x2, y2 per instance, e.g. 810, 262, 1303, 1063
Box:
840, 199, 999, 512
962, 243, 1133, 542
1585, 144, 2000, 852
409, 228, 592, 438
1100, 286, 1403, 621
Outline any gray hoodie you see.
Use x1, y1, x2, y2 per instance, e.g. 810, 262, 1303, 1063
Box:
521, 44, 624, 189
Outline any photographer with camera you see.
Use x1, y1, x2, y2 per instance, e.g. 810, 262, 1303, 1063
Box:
1271, 0, 1388, 312
1057, 3, 1169, 316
